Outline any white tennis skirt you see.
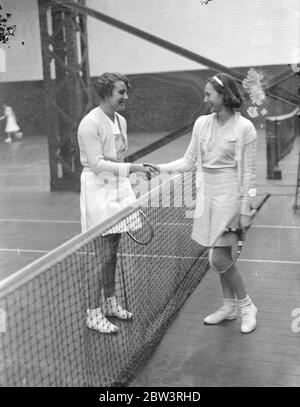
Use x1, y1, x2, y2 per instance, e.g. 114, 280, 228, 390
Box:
191, 168, 242, 247
80, 169, 140, 235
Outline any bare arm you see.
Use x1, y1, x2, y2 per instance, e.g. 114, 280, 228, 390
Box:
240, 125, 257, 217
157, 119, 202, 173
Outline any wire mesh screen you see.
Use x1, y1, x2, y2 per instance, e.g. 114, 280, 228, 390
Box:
0, 173, 209, 387
266, 107, 300, 179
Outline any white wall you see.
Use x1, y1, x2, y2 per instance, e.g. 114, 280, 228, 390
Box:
87, 0, 299, 74
0, 0, 299, 82
0, 0, 43, 82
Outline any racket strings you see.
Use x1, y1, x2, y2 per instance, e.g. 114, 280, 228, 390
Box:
126, 210, 154, 245
209, 228, 243, 274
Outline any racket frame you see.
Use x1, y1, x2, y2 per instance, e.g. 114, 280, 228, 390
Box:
126, 209, 154, 245
209, 193, 271, 274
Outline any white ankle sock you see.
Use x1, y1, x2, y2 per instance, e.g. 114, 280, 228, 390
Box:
223, 297, 237, 307
238, 295, 252, 308
87, 308, 103, 318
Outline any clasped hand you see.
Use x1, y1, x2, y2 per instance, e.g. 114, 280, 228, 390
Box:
142, 163, 160, 180
130, 163, 160, 180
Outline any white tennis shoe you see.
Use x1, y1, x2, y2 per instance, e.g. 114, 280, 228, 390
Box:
86, 308, 119, 333
105, 297, 133, 320
204, 305, 238, 324
240, 304, 257, 334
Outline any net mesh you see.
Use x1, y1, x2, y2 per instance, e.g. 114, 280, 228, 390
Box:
266, 107, 300, 179
0, 173, 208, 387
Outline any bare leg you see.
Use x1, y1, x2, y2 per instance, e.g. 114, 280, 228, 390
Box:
212, 247, 258, 331
101, 234, 120, 299
100, 234, 132, 320
86, 234, 120, 308
212, 246, 247, 299
220, 274, 235, 299
86, 234, 121, 333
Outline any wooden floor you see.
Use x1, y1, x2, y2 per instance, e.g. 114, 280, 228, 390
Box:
131, 198, 300, 387
131, 131, 300, 387
1, 130, 300, 387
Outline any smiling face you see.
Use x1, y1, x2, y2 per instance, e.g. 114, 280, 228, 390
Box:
204, 82, 224, 113
106, 80, 128, 112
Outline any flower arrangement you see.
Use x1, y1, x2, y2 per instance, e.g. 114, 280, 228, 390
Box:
242, 68, 267, 118
0, 5, 16, 44
246, 106, 258, 118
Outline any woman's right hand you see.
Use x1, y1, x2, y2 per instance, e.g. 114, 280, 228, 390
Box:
129, 163, 159, 180
143, 163, 160, 174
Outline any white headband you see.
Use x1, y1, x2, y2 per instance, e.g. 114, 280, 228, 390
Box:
213, 76, 224, 87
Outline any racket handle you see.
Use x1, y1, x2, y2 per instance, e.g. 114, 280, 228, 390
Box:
250, 193, 271, 219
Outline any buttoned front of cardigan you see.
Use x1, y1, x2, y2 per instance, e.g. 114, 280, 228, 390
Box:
78, 107, 136, 230
78, 107, 131, 177
158, 112, 257, 216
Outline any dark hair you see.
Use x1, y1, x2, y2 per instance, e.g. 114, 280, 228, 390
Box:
94, 72, 131, 100
207, 73, 243, 108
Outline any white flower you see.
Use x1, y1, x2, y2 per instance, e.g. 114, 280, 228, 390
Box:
251, 90, 265, 106
260, 108, 268, 116
247, 106, 259, 118
243, 67, 266, 108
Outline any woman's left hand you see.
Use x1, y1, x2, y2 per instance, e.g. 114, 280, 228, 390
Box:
239, 214, 252, 229
239, 214, 252, 240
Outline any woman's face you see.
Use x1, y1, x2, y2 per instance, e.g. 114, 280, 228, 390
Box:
106, 80, 128, 112
204, 82, 224, 113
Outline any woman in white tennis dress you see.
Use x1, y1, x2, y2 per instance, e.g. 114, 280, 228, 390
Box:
78, 72, 155, 334
155, 73, 258, 334
0, 104, 21, 143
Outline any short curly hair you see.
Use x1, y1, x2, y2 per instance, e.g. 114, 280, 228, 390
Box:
207, 73, 243, 108
94, 72, 131, 100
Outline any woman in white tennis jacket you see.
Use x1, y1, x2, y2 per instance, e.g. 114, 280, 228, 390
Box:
78, 72, 155, 333
156, 73, 258, 334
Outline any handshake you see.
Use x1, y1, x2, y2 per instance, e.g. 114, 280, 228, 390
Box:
129, 163, 160, 181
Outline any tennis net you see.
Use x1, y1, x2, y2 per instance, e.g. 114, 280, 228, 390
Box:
266, 106, 300, 179
0, 172, 208, 387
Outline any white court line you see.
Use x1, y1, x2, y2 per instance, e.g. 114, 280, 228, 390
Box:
0, 248, 49, 254
119, 253, 200, 260
1, 248, 299, 265
0, 248, 199, 259
2, 160, 48, 169
0, 219, 80, 224
238, 258, 300, 265
251, 225, 300, 230
120, 254, 300, 265
157, 224, 300, 230
1, 218, 300, 230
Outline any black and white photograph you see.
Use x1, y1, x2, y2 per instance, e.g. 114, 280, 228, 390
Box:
0, 0, 300, 392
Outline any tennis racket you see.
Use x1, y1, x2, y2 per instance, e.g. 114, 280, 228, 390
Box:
209, 193, 270, 273
126, 209, 154, 245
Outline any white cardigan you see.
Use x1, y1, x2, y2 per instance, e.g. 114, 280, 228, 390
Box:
159, 112, 257, 216
78, 107, 131, 177
78, 107, 135, 230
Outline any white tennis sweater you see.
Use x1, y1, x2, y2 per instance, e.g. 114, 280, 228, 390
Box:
158, 112, 257, 216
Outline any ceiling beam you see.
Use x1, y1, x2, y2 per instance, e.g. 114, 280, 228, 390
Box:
53, 0, 300, 106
